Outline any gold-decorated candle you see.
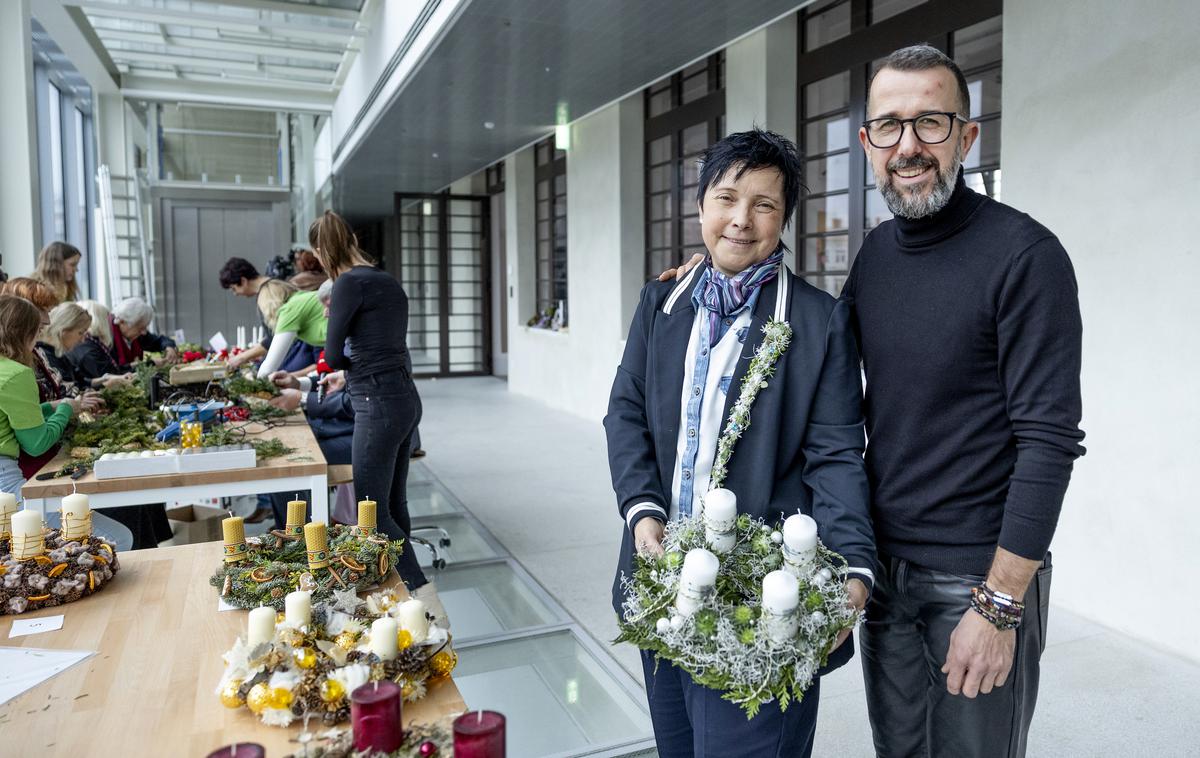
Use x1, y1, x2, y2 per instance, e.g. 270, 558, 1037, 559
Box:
355, 498, 377, 537
305, 521, 330, 569
247, 606, 276, 647
60, 492, 91, 540
11, 509, 45, 560
286, 499, 307, 536
0, 492, 17, 538
222, 516, 248, 563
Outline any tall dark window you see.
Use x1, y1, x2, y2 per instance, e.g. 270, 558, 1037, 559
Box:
644, 53, 725, 279
533, 136, 567, 325
797, 0, 1002, 295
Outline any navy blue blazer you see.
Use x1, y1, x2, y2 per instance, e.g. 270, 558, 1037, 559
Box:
304, 388, 354, 441
604, 263, 876, 672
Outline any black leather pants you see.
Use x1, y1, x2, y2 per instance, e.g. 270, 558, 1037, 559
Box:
860, 553, 1052, 758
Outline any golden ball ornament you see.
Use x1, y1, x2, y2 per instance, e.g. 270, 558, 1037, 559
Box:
319, 678, 346, 703
334, 631, 358, 651
219, 680, 245, 709
293, 646, 318, 669
275, 612, 286, 624
430, 650, 457, 677
396, 629, 413, 650
246, 682, 272, 714
269, 687, 294, 709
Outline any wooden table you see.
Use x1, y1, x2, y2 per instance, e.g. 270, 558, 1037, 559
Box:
0, 541, 466, 757
20, 415, 331, 524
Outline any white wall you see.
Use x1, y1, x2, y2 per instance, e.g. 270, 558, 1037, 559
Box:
0, 0, 39, 277
506, 96, 645, 421
1002, 0, 1200, 663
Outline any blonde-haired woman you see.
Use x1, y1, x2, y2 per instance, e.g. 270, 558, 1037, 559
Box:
68, 300, 133, 389
36, 303, 93, 395
253, 278, 326, 379
31, 241, 82, 304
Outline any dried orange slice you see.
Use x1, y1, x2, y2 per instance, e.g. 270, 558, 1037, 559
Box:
33, 555, 52, 566
378, 553, 390, 575
339, 556, 366, 572
26, 594, 50, 602
249, 567, 275, 583
99, 543, 114, 556
91, 553, 108, 565
48, 563, 67, 577
88, 570, 95, 591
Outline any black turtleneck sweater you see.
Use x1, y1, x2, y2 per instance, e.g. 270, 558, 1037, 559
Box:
844, 173, 1085, 575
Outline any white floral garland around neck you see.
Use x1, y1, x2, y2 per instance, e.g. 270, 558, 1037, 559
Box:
708, 318, 793, 491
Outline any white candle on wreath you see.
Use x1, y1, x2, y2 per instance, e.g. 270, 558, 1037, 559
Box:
370, 616, 399, 661
61, 492, 91, 540
395, 598, 429, 643
11, 509, 44, 560
782, 513, 818, 576
248, 605, 276, 647
285, 590, 311, 627
702, 488, 738, 554
0, 492, 17, 537
675, 548, 720, 617
761, 570, 801, 644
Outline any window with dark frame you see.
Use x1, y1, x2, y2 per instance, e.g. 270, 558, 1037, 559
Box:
644, 53, 726, 280
797, 0, 1002, 296
533, 135, 567, 326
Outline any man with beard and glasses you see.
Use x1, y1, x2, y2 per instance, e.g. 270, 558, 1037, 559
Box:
846, 45, 1085, 757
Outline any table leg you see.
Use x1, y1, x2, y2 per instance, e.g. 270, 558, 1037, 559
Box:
310, 475, 329, 524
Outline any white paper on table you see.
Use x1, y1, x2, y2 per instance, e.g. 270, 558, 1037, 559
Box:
218, 598, 238, 612
8, 615, 64, 638
209, 331, 229, 353
173, 328, 186, 345
0, 648, 94, 706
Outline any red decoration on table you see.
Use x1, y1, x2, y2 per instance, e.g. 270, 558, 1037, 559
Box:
419, 741, 438, 756
205, 744, 265, 758
351, 680, 404, 753
453, 710, 506, 758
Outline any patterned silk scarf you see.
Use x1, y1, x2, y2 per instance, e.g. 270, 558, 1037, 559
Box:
692, 248, 785, 345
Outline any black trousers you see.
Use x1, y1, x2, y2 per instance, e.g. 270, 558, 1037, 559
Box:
348, 373, 426, 591
642, 651, 820, 757
269, 432, 354, 530
860, 553, 1052, 758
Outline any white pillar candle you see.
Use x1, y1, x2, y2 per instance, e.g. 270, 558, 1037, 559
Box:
370, 616, 399, 661
782, 513, 819, 575
61, 493, 91, 540
761, 570, 801, 644
11, 509, 44, 560
0, 492, 17, 537
675, 548, 720, 617
702, 489, 738, 554
247, 606, 276, 647
395, 598, 429, 644
284, 590, 311, 628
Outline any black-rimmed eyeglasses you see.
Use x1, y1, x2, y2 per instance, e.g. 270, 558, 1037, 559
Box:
862, 112, 968, 149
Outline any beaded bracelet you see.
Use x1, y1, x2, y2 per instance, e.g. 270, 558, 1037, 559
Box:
970, 583, 1024, 630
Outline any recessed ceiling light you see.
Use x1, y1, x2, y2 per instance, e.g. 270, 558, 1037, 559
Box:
483, 121, 495, 129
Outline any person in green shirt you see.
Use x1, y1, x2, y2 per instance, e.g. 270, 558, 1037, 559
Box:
255, 279, 328, 379
0, 296, 99, 498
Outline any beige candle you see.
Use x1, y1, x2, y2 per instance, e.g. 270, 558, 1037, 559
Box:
247, 606, 276, 647
285, 590, 311, 627
369, 617, 398, 661
222, 516, 248, 563
304, 521, 329, 569
395, 598, 430, 644
355, 498, 377, 537
11, 509, 45, 560
285, 499, 307, 536
0, 492, 17, 539
61, 493, 91, 541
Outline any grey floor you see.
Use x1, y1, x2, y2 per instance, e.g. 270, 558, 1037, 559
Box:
417, 376, 1199, 757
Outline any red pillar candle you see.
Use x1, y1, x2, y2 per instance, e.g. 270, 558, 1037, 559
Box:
453, 710, 506, 758
351, 680, 404, 753
205, 744, 265, 758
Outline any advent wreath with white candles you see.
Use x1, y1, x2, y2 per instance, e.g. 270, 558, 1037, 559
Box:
0, 493, 120, 616
614, 318, 861, 718
216, 587, 457, 727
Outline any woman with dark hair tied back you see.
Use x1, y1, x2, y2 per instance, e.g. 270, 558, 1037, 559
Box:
309, 210, 448, 628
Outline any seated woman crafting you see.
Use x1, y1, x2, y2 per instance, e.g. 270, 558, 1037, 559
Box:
604, 129, 875, 757
254, 279, 327, 379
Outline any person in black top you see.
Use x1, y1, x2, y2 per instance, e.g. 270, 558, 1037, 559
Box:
843, 46, 1084, 757
310, 211, 448, 629
36, 302, 94, 396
